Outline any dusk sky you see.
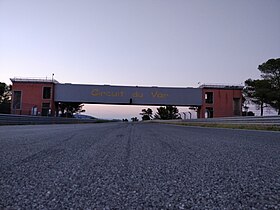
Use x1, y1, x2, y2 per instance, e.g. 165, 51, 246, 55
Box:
1, 0, 279, 119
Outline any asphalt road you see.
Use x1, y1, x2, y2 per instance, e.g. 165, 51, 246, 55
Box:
0, 123, 279, 209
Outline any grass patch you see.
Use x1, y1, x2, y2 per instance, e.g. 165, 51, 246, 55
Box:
157, 122, 280, 132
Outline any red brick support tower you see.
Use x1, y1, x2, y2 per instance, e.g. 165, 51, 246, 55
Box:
198, 84, 243, 118
10, 78, 57, 116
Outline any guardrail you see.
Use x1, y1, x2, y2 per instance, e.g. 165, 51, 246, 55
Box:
0, 114, 103, 125
183, 116, 280, 125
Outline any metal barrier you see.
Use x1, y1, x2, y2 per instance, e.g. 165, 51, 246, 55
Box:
0, 114, 101, 125
183, 116, 280, 125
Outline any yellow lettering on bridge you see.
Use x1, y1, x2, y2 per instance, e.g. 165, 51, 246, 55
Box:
132, 91, 144, 98
151, 91, 169, 98
92, 89, 124, 97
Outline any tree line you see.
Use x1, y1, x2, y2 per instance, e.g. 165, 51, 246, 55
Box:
244, 58, 280, 116
140, 106, 181, 120
0, 83, 11, 114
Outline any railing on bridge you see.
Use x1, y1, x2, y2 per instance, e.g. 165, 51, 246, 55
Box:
183, 116, 280, 125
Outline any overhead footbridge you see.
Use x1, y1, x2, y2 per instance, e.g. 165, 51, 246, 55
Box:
10, 78, 243, 118
54, 83, 202, 106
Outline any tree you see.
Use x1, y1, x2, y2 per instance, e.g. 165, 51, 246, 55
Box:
0, 82, 11, 114
140, 108, 153, 120
244, 79, 271, 116
58, 102, 85, 117
131, 117, 139, 122
258, 58, 280, 114
154, 106, 181, 120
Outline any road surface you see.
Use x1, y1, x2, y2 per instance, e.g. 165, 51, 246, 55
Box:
0, 123, 279, 209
